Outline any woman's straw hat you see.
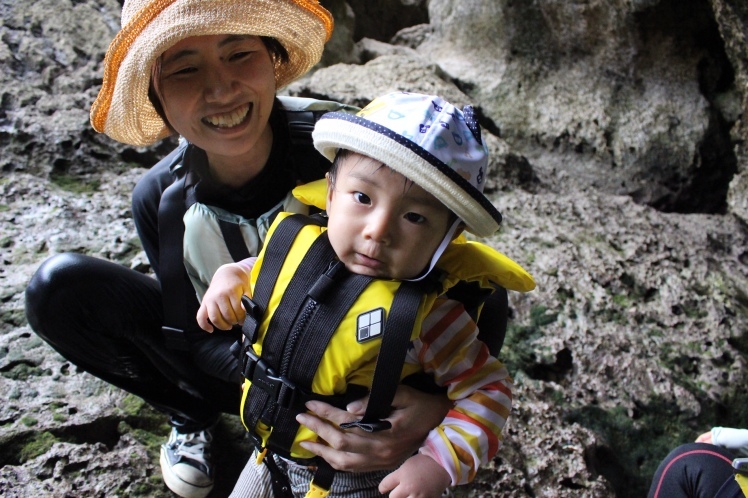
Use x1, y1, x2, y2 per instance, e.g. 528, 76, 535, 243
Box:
313, 92, 503, 237
90, 0, 333, 146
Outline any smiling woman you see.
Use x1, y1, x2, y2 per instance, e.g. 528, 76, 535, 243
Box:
24, 1, 458, 498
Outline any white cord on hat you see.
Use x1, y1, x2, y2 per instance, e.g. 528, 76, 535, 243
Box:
405, 218, 464, 282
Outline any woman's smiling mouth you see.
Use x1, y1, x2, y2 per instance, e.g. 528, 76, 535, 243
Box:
203, 103, 250, 128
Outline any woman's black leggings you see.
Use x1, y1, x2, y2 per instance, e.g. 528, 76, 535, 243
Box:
648, 442, 742, 498
24, 252, 241, 432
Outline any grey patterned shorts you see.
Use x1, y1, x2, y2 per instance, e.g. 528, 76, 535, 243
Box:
229, 449, 391, 498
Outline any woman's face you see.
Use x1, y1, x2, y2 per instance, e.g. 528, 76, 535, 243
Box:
157, 34, 276, 168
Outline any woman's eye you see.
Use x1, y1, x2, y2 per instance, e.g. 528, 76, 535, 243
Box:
167, 66, 196, 78
353, 192, 371, 204
405, 212, 426, 224
230, 51, 253, 61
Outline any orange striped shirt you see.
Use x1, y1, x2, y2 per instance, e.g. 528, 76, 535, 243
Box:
407, 297, 513, 486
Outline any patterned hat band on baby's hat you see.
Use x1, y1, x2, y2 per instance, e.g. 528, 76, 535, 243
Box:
312, 91, 502, 237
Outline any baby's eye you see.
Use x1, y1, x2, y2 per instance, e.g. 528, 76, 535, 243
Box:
404, 212, 426, 224
353, 192, 371, 205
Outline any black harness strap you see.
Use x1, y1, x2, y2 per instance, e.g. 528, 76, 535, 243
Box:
239, 215, 382, 459
241, 217, 341, 445
239, 214, 309, 346
253, 219, 335, 369
339, 280, 427, 432
264, 453, 294, 498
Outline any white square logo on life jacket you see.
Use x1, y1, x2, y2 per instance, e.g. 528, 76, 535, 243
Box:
357, 308, 385, 343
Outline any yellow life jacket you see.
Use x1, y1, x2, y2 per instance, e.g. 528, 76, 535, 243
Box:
737, 474, 748, 497
736, 459, 748, 497
238, 212, 534, 463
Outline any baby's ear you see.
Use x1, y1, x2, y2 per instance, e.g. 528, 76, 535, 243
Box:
326, 173, 334, 205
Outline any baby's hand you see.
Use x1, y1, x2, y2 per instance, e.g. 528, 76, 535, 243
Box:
695, 430, 713, 444
196, 262, 253, 332
379, 453, 451, 498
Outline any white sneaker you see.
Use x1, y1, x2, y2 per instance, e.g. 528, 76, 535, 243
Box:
160, 427, 215, 498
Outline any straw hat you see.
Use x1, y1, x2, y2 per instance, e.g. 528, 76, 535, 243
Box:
313, 92, 502, 237
90, 0, 333, 146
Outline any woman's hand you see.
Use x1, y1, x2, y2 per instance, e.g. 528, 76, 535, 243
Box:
296, 384, 452, 472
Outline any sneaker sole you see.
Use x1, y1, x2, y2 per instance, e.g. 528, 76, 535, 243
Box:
160, 447, 214, 498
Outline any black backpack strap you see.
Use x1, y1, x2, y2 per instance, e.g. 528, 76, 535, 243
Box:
285, 108, 330, 185
158, 171, 198, 350
287, 110, 317, 147
217, 219, 252, 262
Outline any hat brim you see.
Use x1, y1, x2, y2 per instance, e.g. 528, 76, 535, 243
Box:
313, 112, 502, 237
91, 0, 332, 146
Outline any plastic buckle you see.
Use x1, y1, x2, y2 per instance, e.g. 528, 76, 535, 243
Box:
734, 458, 748, 475
304, 481, 331, 498
243, 350, 297, 408
256, 447, 268, 465
339, 419, 392, 433
241, 348, 261, 379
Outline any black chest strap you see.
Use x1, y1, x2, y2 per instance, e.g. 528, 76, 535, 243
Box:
339, 277, 427, 432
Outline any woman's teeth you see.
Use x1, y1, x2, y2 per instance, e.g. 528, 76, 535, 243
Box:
204, 104, 249, 128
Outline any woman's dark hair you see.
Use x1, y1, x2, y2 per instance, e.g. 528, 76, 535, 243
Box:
147, 35, 290, 132
261, 36, 289, 66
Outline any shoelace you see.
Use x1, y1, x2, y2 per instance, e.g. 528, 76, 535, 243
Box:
172, 431, 211, 466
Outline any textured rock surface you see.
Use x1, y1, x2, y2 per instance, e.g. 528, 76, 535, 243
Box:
1, 0, 747, 497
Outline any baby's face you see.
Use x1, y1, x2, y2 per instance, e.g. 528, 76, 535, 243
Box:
325, 153, 452, 280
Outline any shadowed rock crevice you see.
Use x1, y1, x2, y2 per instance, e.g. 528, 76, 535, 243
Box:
632, 0, 738, 214
346, 0, 429, 42
0, 418, 121, 467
